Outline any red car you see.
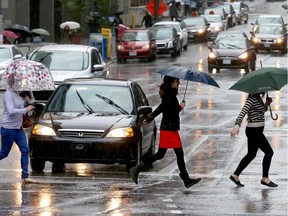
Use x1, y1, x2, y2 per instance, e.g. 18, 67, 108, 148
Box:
116, 29, 157, 63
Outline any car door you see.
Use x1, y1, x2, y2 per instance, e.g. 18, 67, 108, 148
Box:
179, 22, 188, 49
132, 82, 155, 154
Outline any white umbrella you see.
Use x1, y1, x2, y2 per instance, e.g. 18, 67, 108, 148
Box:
60, 21, 80, 30
32, 28, 50, 36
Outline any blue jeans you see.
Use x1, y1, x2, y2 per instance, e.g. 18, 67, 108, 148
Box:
0, 127, 29, 179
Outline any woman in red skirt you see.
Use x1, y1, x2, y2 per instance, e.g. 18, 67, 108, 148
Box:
130, 76, 201, 188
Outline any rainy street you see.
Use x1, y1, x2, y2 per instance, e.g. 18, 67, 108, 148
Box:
0, 0, 287, 215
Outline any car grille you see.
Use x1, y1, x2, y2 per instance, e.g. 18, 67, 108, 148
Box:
58, 129, 105, 138
260, 39, 274, 43
157, 43, 167, 48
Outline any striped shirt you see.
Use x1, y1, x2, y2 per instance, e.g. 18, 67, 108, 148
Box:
235, 94, 268, 128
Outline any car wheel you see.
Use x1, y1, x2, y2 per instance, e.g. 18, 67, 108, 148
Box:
136, 138, 143, 165
177, 47, 181, 56
171, 50, 177, 58
250, 60, 256, 71
183, 42, 188, 51
216, 68, 220, 73
208, 65, 213, 73
52, 162, 65, 173
30, 159, 45, 172
244, 62, 250, 73
280, 47, 287, 54
117, 58, 122, 63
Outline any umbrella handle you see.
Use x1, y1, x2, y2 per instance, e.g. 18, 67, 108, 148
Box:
266, 92, 278, 121
269, 105, 278, 121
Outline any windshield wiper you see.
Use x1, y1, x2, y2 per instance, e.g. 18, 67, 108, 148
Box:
94, 93, 128, 114
38, 52, 52, 63
76, 90, 94, 114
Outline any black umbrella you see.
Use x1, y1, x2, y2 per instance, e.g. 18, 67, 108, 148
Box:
5, 24, 32, 35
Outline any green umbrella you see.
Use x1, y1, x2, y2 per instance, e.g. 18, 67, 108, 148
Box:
229, 67, 288, 120
229, 67, 287, 94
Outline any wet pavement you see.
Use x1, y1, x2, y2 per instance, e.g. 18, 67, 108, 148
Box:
0, 0, 287, 215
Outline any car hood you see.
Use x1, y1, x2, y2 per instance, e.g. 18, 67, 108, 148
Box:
42, 113, 134, 131
186, 25, 206, 30
119, 41, 149, 47
156, 39, 173, 43
255, 34, 282, 39
209, 23, 223, 28
213, 48, 247, 56
51, 70, 92, 82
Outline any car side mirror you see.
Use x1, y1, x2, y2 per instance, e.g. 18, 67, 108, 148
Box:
138, 106, 152, 115
14, 54, 23, 60
92, 65, 104, 72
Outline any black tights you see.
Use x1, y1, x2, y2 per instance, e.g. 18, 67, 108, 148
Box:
143, 147, 188, 175
234, 127, 274, 178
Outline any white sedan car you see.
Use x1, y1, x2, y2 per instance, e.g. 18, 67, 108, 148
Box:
0, 44, 25, 78
153, 21, 188, 51
29, 44, 108, 85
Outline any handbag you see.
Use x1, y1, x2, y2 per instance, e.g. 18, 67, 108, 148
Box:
23, 113, 33, 128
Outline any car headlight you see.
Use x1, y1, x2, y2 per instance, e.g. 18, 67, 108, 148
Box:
117, 45, 124, 50
252, 37, 260, 43
208, 52, 217, 59
239, 52, 248, 59
168, 41, 173, 48
142, 43, 150, 49
275, 38, 284, 44
32, 124, 56, 136
198, 29, 205, 34
214, 27, 220, 31
106, 127, 134, 138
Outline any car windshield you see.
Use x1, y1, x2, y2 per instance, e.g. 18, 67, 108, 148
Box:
202, 15, 222, 23
30, 50, 89, 71
215, 39, 246, 49
155, 24, 181, 33
257, 17, 282, 25
183, 18, 205, 26
122, 32, 148, 41
153, 29, 173, 39
46, 84, 133, 114
230, 3, 240, 10
256, 26, 284, 34
0, 48, 11, 60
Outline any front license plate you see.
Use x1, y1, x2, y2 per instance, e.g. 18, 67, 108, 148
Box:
129, 51, 137, 56
223, 59, 231, 64
264, 43, 270, 48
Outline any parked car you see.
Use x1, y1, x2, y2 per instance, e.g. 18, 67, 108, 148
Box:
207, 36, 257, 73
149, 26, 181, 57
0, 45, 25, 80
201, 14, 227, 40
218, 4, 237, 27
28, 78, 157, 173
116, 29, 157, 63
29, 44, 108, 85
180, 16, 212, 42
251, 14, 286, 32
225, 2, 249, 24
153, 21, 188, 51
250, 23, 287, 53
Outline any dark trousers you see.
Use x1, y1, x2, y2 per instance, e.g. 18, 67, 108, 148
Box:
143, 147, 188, 174
234, 127, 274, 178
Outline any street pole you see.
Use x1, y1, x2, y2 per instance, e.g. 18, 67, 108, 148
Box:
154, 0, 159, 23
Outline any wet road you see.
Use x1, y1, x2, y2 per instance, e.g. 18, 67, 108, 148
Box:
0, 0, 287, 215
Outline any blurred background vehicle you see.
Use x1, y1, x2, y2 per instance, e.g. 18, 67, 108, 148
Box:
29, 44, 108, 85
149, 26, 181, 58
225, 1, 249, 24
181, 16, 212, 42
201, 14, 227, 40
207, 36, 257, 73
250, 23, 287, 54
116, 29, 157, 63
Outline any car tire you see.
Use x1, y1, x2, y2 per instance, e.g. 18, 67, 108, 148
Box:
280, 47, 287, 54
244, 62, 250, 73
208, 65, 213, 73
117, 58, 122, 63
216, 68, 220, 73
183, 42, 188, 51
52, 162, 65, 173
250, 60, 256, 71
30, 159, 45, 172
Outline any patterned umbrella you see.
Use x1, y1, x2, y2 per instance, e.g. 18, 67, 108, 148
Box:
1, 59, 55, 91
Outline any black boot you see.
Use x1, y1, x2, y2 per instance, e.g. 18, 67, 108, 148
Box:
179, 172, 201, 188
130, 162, 145, 184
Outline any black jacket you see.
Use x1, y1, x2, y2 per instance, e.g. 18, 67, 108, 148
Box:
147, 88, 181, 131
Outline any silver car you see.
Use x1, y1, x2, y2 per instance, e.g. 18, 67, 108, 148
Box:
201, 15, 227, 40
29, 44, 108, 85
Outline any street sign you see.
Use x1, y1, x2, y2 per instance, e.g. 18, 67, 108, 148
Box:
146, 0, 167, 16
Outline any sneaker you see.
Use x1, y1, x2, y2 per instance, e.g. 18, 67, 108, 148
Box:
21, 178, 38, 184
